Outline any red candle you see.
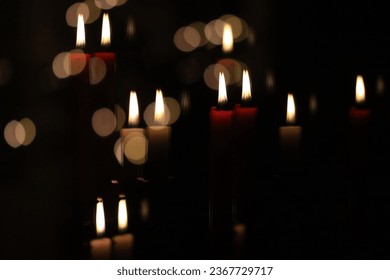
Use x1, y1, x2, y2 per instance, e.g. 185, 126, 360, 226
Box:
349, 75, 370, 126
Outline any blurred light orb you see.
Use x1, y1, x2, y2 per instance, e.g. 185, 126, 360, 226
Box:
217, 58, 243, 85
220, 14, 249, 42
174, 27, 196, 52
52, 52, 70, 79
204, 19, 224, 45
183, 26, 201, 48
83, 0, 102, 24
89, 57, 107, 85
164, 97, 181, 125
143, 102, 170, 126
69, 49, 88, 76
94, 0, 116, 10
66, 2, 90, 27
203, 63, 229, 90
4, 120, 24, 148
20, 118, 37, 146
123, 131, 148, 165
0, 58, 13, 86
115, 104, 126, 130
113, 137, 123, 165
92, 108, 117, 137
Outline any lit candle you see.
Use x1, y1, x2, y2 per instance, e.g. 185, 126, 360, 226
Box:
279, 93, 302, 163
120, 91, 148, 181
89, 198, 112, 259
222, 22, 233, 54
349, 75, 370, 126
209, 72, 234, 256
70, 14, 90, 79
93, 13, 116, 72
146, 89, 171, 180
112, 194, 135, 259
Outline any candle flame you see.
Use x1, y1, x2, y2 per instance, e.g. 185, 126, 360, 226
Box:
154, 89, 165, 125
101, 13, 111, 46
76, 14, 86, 48
128, 91, 139, 127
96, 197, 106, 236
222, 23, 233, 53
218, 72, 228, 106
286, 93, 296, 124
118, 195, 128, 232
356, 75, 365, 104
242, 70, 252, 102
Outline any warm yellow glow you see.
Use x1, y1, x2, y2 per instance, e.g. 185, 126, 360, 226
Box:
222, 22, 233, 53
356, 75, 365, 104
128, 91, 139, 127
76, 14, 86, 47
241, 70, 252, 102
118, 195, 128, 232
154, 89, 165, 125
101, 13, 111, 46
286, 93, 296, 124
218, 72, 228, 106
96, 198, 106, 236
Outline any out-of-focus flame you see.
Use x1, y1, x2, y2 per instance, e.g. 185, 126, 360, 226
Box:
118, 195, 128, 232
154, 89, 165, 125
356, 75, 365, 104
222, 23, 233, 53
286, 93, 296, 125
96, 197, 106, 236
242, 70, 252, 102
218, 72, 228, 106
101, 13, 111, 46
76, 14, 86, 47
128, 91, 139, 127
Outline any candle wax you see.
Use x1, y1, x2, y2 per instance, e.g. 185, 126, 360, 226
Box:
90, 237, 112, 260
349, 106, 370, 126
146, 126, 171, 179
112, 233, 134, 259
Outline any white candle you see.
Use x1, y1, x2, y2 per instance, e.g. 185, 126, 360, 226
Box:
113, 195, 135, 259
146, 89, 171, 179
120, 91, 147, 180
90, 198, 112, 259
279, 93, 302, 161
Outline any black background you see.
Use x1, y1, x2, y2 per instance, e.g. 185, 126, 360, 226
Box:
1, 0, 390, 259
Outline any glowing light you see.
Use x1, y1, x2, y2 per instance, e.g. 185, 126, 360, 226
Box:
164, 97, 181, 125
83, 0, 101, 24
52, 52, 70, 79
222, 23, 233, 53
94, 0, 116, 10
66, 2, 90, 27
92, 108, 117, 137
154, 89, 165, 125
140, 199, 150, 222
89, 56, 107, 84
218, 72, 228, 106
123, 131, 148, 165
96, 198, 106, 236
118, 195, 128, 232
127, 16, 136, 39
286, 93, 296, 125
128, 91, 139, 127
241, 70, 252, 102
204, 19, 224, 45
143, 102, 170, 126
20, 118, 36, 146
4, 120, 24, 148
189, 22, 207, 47
76, 14, 86, 47
69, 49, 88, 76
174, 26, 196, 52
356, 75, 365, 104
101, 13, 111, 46
266, 71, 275, 91
203, 63, 229, 90
115, 104, 126, 130
114, 137, 123, 166
309, 94, 318, 115
181, 90, 191, 114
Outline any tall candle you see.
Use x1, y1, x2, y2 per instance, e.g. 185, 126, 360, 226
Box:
120, 91, 147, 181
209, 72, 234, 258
146, 89, 171, 180
349, 75, 370, 126
90, 198, 112, 259
112, 194, 135, 259
279, 93, 302, 166
232, 70, 258, 224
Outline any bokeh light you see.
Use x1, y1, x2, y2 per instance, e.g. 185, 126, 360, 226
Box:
204, 19, 224, 45
180, 90, 191, 115
127, 16, 136, 39
174, 26, 197, 52
94, 0, 116, 10
189, 22, 207, 47
20, 118, 37, 146
66, 2, 90, 27
115, 104, 126, 131
0, 58, 13, 86
376, 75, 385, 96
309, 94, 318, 115
203, 63, 229, 90
266, 71, 275, 91
52, 52, 70, 79
83, 0, 102, 24
220, 14, 249, 42
89, 57, 107, 85
92, 107, 117, 137
123, 131, 148, 165
164, 97, 181, 125
113, 137, 123, 165
217, 58, 243, 85
69, 49, 88, 76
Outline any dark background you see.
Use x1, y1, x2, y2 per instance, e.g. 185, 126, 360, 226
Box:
1, 0, 390, 259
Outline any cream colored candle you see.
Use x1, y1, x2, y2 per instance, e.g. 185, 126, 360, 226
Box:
90, 197, 112, 260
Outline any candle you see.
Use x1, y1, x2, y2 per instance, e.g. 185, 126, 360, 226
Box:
222, 22, 233, 54
279, 93, 302, 164
70, 14, 90, 79
146, 89, 171, 180
120, 91, 147, 181
112, 194, 135, 259
90, 198, 112, 259
209, 72, 234, 258
349, 75, 370, 126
